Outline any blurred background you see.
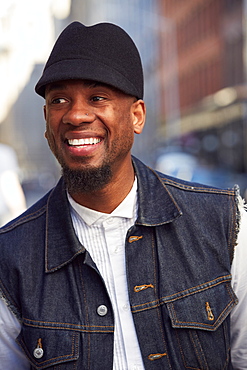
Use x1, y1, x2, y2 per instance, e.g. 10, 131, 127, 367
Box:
0, 0, 247, 225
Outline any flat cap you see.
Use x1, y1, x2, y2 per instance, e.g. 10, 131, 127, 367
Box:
35, 21, 144, 99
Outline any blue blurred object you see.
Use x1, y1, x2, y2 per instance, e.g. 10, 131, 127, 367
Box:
155, 151, 247, 197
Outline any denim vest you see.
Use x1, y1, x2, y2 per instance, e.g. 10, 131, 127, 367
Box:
0, 157, 239, 369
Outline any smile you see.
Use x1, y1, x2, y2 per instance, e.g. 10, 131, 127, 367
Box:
68, 138, 101, 146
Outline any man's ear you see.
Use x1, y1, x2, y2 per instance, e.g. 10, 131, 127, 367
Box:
132, 100, 146, 134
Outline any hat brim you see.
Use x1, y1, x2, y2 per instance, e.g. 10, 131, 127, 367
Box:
35, 59, 140, 99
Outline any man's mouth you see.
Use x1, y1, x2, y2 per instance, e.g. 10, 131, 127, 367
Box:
67, 138, 101, 146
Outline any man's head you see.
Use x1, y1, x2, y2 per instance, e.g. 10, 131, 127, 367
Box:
36, 22, 145, 197
35, 21, 143, 100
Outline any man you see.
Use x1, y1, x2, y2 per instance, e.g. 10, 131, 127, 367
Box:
0, 21, 247, 370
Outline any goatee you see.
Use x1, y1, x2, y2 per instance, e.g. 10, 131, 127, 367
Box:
62, 164, 112, 194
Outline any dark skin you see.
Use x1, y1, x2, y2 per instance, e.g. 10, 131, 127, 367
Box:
44, 79, 146, 213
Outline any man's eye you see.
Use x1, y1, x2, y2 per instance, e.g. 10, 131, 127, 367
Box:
51, 98, 67, 104
91, 96, 105, 102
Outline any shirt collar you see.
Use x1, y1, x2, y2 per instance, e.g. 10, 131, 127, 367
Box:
68, 177, 138, 226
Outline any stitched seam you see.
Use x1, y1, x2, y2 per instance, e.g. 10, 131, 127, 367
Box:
78, 262, 91, 370
46, 250, 85, 273
132, 301, 163, 313
162, 179, 234, 194
131, 276, 232, 310
164, 184, 234, 194
74, 332, 79, 370
0, 204, 47, 232
189, 331, 209, 370
175, 329, 205, 370
22, 319, 114, 330
150, 167, 235, 195
135, 219, 180, 227
22, 322, 114, 333
175, 329, 191, 369
152, 229, 172, 369
169, 295, 234, 329
222, 321, 231, 370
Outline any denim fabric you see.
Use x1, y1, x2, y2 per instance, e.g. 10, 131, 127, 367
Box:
0, 156, 238, 369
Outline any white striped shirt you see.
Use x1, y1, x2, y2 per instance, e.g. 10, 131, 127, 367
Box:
68, 178, 144, 370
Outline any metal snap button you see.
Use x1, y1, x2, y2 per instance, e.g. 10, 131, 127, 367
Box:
33, 338, 44, 359
33, 347, 44, 359
97, 304, 108, 316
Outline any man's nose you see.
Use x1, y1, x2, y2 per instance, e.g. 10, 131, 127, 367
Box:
62, 101, 94, 126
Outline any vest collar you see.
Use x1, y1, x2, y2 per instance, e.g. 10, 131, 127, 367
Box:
45, 179, 85, 273
132, 156, 182, 226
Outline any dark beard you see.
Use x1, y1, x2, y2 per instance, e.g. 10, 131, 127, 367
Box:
62, 163, 112, 194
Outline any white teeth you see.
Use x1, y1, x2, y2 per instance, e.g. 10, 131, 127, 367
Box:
68, 138, 101, 146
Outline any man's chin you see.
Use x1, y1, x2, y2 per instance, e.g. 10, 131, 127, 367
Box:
62, 164, 112, 194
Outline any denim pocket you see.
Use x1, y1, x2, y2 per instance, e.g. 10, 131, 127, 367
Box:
17, 326, 79, 369
166, 281, 237, 369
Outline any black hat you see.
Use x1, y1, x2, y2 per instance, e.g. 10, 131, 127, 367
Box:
35, 21, 144, 99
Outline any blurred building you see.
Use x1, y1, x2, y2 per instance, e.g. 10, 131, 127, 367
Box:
158, 0, 247, 176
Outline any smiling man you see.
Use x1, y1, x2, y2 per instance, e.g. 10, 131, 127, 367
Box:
0, 21, 247, 370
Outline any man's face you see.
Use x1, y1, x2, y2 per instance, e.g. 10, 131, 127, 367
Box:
44, 80, 145, 193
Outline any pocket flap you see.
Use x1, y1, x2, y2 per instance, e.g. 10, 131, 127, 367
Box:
17, 326, 79, 369
166, 282, 237, 331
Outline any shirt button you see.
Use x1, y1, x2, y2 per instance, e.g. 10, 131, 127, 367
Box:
97, 305, 108, 316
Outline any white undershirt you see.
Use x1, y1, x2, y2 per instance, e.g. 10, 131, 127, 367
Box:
0, 185, 247, 369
